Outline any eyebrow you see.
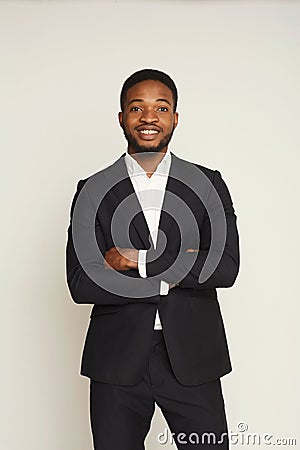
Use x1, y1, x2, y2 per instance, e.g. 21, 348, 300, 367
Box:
127, 98, 172, 107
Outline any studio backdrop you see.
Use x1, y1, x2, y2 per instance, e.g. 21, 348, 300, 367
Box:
1, 1, 299, 449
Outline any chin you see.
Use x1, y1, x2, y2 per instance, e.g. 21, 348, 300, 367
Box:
130, 139, 168, 154
123, 129, 172, 154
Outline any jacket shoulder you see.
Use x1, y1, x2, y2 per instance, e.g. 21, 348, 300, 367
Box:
192, 162, 216, 181
176, 154, 216, 182
76, 157, 123, 189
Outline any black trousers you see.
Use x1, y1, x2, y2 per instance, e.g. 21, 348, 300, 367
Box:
89, 330, 229, 449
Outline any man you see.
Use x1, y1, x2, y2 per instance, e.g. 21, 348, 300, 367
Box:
66, 69, 240, 449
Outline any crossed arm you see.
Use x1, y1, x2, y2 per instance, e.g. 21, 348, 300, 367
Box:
104, 246, 198, 270
104, 169, 239, 290
104, 246, 197, 291
66, 170, 239, 305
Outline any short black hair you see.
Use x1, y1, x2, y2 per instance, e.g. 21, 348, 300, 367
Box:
120, 68, 178, 112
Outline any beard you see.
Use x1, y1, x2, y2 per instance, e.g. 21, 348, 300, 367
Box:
122, 125, 175, 154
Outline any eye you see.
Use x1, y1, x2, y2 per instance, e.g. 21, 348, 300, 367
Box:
130, 106, 142, 112
158, 106, 168, 112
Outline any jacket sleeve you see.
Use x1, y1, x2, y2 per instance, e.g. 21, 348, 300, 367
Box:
66, 179, 160, 305
145, 170, 240, 290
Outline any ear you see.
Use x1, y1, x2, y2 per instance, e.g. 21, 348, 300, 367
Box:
173, 112, 179, 129
118, 111, 124, 129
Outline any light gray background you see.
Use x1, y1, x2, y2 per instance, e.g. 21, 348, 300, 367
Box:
1, 1, 299, 449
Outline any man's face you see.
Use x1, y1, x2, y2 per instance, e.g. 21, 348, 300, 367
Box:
119, 79, 178, 154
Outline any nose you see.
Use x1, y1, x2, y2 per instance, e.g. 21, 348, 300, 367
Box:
139, 108, 158, 123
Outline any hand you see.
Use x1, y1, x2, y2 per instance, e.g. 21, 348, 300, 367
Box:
104, 246, 138, 271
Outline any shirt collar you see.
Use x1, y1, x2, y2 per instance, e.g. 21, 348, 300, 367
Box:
124, 148, 171, 177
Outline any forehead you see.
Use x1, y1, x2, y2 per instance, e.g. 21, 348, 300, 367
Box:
125, 79, 173, 104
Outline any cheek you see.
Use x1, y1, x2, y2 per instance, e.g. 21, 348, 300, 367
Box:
124, 116, 138, 128
122, 119, 131, 131
165, 119, 176, 131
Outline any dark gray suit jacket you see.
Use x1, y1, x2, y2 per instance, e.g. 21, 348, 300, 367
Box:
66, 152, 240, 386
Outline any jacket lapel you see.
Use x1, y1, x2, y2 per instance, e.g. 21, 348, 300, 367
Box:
102, 152, 186, 250
102, 154, 154, 249
157, 152, 178, 241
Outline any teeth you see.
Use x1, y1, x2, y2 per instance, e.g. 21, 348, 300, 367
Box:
140, 130, 158, 135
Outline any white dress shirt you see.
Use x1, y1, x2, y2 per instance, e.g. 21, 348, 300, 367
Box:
124, 149, 171, 329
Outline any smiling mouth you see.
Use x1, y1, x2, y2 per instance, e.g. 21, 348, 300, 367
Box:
139, 129, 159, 135
136, 128, 160, 140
